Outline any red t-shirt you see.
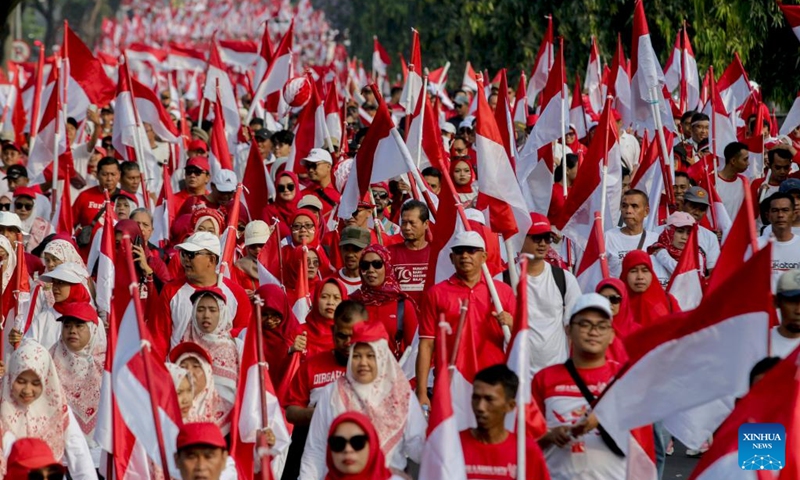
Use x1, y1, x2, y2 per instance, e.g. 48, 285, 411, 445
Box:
387, 242, 430, 307
284, 350, 346, 409
305, 183, 341, 218
460, 430, 551, 480
72, 186, 110, 228
363, 300, 418, 358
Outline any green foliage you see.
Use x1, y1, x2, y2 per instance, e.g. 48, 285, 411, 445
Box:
315, 0, 800, 106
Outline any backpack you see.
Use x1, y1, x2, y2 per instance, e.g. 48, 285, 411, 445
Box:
552, 265, 567, 309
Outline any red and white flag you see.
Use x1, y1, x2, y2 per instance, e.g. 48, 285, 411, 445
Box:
688, 347, 799, 480
475, 78, 531, 254
27, 64, 68, 184
462, 61, 479, 93
780, 4, 800, 43
526, 15, 554, 106
406, 85, 447, 172
151, 164, 177, 248
399, 29, 423, 114
512, 72, 528, 125
168, 43, 207, 72
663, 27, 700, 112
254, 23, 274, 88
556, 98, 622, 247
62, 24, 116, 120
219, 184, 242, 278
285, 77, 330, 174
218, 39, 259, 71
248, 19, 292, 121
717, 53, 752, 115
494, 69, 518, 171
574, 212, 609, 292
629, 130, 671, 232
569, 74, 588, 139
230, 296, 292, 478
208, 94, 235, 175
95, 203, 117, 317
372, 36, 392, 78
780, 90, 800, 136
125, 43, 167, 73
339, 84, 412, 219
53, 162, 74, 234
203, 39, 241, 150
517, 39, 567, 214
607, 35, 632, 128
584, 37, 604, 116
666, 225, 705, 310
701, 69, 737, 168
324, 79, 343, 146
593, 244, 773, 451
417, 322, 468, 480
630, 0, 672, 136
242, 139, 274, 222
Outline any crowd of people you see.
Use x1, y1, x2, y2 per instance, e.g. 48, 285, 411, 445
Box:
0, 12, 799, 480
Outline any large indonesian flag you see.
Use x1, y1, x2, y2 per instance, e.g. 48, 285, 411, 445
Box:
780, 4, 800, 43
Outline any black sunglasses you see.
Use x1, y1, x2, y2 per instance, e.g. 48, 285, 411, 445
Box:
527, 234, 553, 244
371, 191, 389, 200
0, 203, 10, 211
603, 294, 622, 305
14, 202, 33, 211
277, 183, 296, 193
180, 250, 212, 260
328, 434, 369, 453
452, 246, 482, 255
185, 167, 206, 177
359, 259, 384, 271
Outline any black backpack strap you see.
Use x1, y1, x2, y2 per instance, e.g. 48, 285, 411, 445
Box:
315, 188, 338, 208
552, 266, 567, 310
563, 359, 625, 457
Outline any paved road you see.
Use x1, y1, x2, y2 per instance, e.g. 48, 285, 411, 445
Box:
663, 440, 702, 478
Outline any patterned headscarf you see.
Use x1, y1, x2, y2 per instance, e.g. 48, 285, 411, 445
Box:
350, 244, 404, 306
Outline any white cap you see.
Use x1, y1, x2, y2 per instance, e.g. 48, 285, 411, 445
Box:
441, 122, 457, 134
176, 231, 222, 256
464, 208, 486, 225
40, 263, 89, 284
297, 195, 323, 211
0, 211, 25, 233
302, 148, 333, 165
450, 231, 485, 250
212, 169, 237, 193
244, 220, 270, 246
459, 116, 475, 130
666, 211, 695, 228
569, 293, 613, 320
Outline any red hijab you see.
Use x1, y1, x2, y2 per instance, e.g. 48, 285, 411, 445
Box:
596, 277, 639, 365
254, 284, 303, 386
263, 171, 301, 238
350, 244, 406, 306
449, 158, 475, 194
324, 412, 393, 480
620, 250, 680, 328
52, 280, 91, 316
304, 277, 348, 357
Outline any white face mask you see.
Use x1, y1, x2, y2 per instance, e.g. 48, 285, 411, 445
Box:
442, 136, 452, 151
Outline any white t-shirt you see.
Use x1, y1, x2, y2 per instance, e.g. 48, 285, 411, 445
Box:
526, 263, 581, 375
770, 326, 800, 358
337, 269, 362, 294
757, 234, 800, 292
650, 251, 674, 288
716, 173, 745, 221
605, 228, 658, 278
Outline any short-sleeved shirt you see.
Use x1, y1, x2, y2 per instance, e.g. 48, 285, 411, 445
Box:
460, 429, 551, 480
284, 350, 346, 409
387, 242, 430, 306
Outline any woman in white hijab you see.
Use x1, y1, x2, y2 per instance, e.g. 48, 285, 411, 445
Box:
0, 339, 95, 478
49, 302, 107, 470
299, 322, 426, 480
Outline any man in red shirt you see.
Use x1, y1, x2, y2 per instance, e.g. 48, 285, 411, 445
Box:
301, 148, 340, 219
175, 156, 211, 211
149, 231, 251, 358
461, 364, 550, 480
387, 199, 431, 307
415, 231, 515, 409
532, 293, 627, 480
72, 157, 120, 231
751, 148, 793, 217
283, 300, 367, 480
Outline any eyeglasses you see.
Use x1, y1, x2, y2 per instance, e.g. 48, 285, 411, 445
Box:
371, 191, 389, 200
452, 246, 482, 255
359, 259, 384, 271
291, 223, 316, 232
180, 250, 212, 260
602, 294, 622, 305
527, 234, 552, 244
185, 168, 206, 177
0, 203, 10, 211
14, 202, 33, 211
571, 320, 612, 334
328, 434, 369, 453
277, 183, 296, 193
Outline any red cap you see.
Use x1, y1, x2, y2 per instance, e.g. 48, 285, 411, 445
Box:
189, 286, 227, 304
370, 181, 389, 192
93, 145, 108, 157
187, 139, 208, 153
6, 438, 66, 477
526, 114, 539, 128
169, 341, 213, 365
186, 156, 211, 172
56, 301, 99, 324
350, 321, 390, 344
176, 422, 227, 451
13, 186, 37, 199
527, 212, 552, 236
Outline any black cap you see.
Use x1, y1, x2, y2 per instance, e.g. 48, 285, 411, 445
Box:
3, 165, 28, 180
254, 129, 273, 141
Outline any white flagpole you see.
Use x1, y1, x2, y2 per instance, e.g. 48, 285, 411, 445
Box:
650, 86, 674, 181
415, 77, 428, 168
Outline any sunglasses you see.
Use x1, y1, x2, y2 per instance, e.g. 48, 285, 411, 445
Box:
14, 202, 33, 211
452, 246, 482, 255
359, 259, 384, 271
328, 434, 369, 453
180, 250, 212, 260
185, 168, 206, 177
371, 191, 389, 200
0, 203, 10, 211
277, 183, 296, 193
603, 294, 622, 305
527, 234, 553, 244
